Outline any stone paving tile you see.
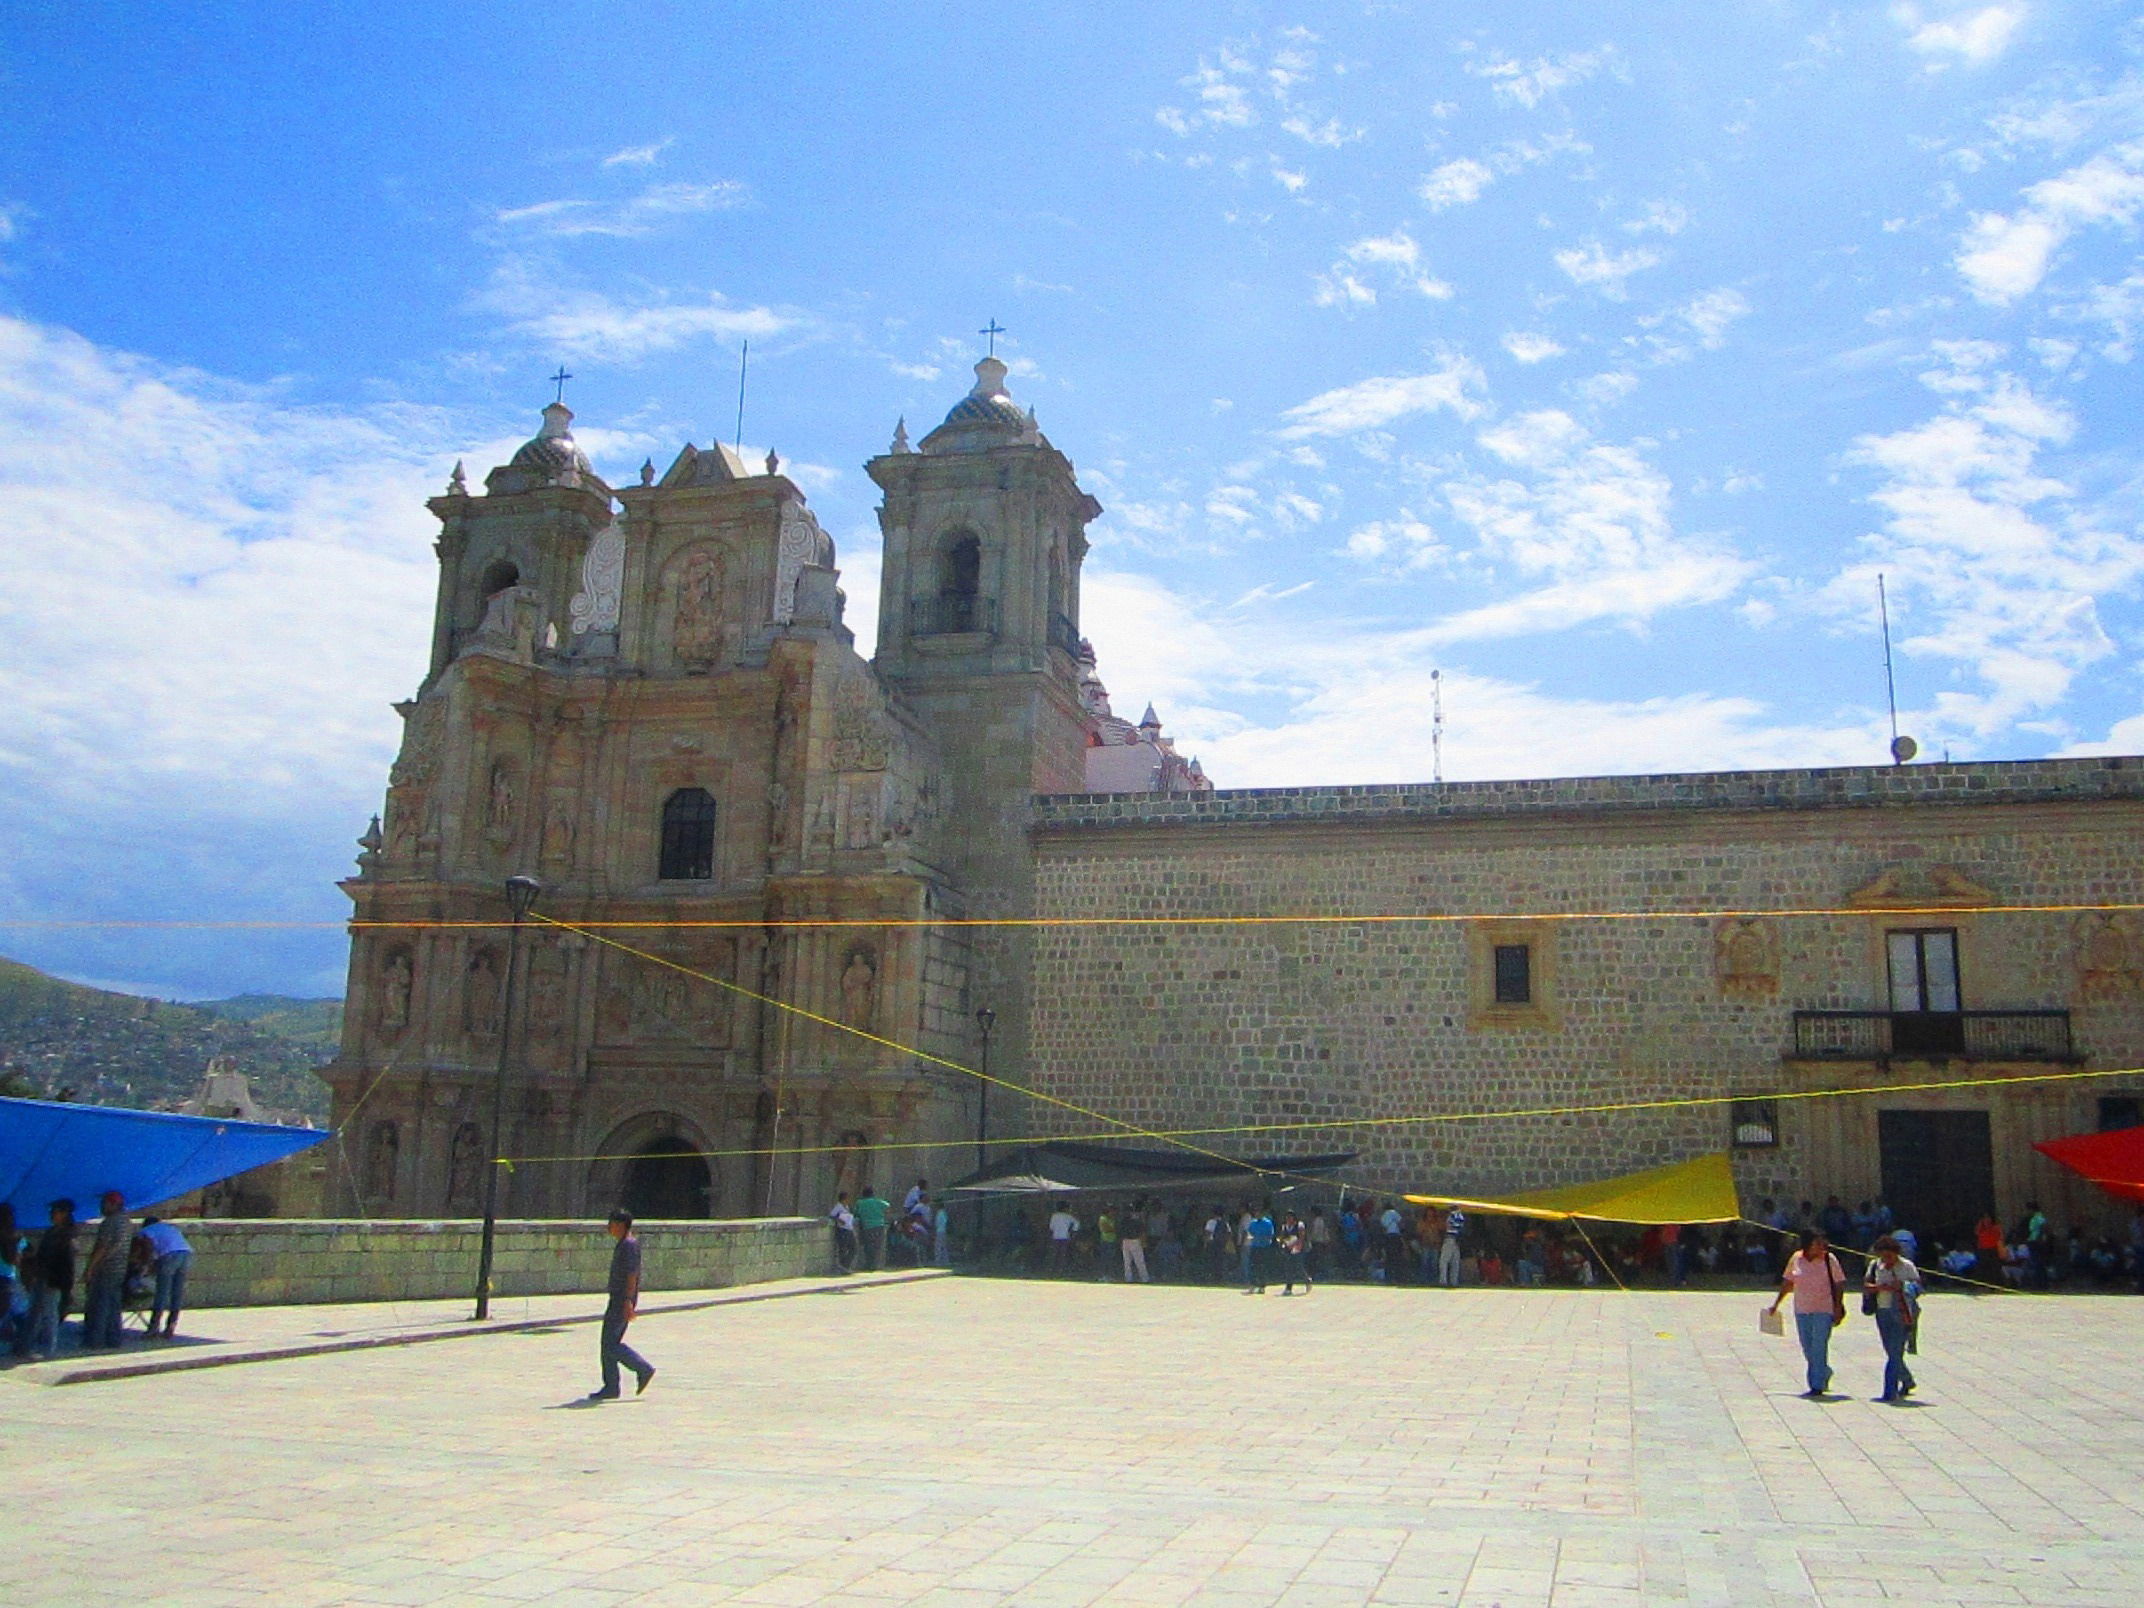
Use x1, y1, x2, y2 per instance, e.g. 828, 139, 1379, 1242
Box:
4, 1282, 2142, 1606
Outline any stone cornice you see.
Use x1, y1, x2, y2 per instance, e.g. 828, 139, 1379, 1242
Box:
1030, 756, 2144, 836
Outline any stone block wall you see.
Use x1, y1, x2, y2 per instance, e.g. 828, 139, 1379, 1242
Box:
1026, 758, 2144, 1233
167, 1217, 830, 1308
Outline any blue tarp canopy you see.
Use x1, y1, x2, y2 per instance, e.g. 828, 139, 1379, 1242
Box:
0, 1096, 329, 1219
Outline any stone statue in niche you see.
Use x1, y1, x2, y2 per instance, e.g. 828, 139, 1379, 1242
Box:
378, 951, 414, 1031
2076, 913, 2142, 999
640, 964, 694, 1034
487, 761, 518, 835
672, 548, 727, 668
541, 793, 576, 866
1714, 919, 1779, 999
364, 1121, 399, 1203
830, 676, 890, 771
842, 778, 880, 850
527, 948, 568, 1034
446, 1121, 483, 1211
464, 947, 503, 1038
840, 947, 878, 1030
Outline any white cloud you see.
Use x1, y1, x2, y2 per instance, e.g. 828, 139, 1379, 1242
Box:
1955, 141, 2144, 303
2066, 272, 2144, 360
1314, 231, 1453, 306
1625, 200, 1689, 236
1895, 3, 2025, 67
1416, 134, 1588, 211
601, 138, 675, 168
1836, 343, 2144, 735
493, 180, 749, 239
1432, 411, 1753, 640
1573, 370, 1640, 405
1554, 240, 1663, 297
1468, 50, 1608, 109
1281, 115, 1362, 148
1075, 568, 1877, 789
1502, 332, 1566, 364
0, 315, 471, 991
1420, 158, 1495, 210
1672, 287, 1751, 350
1277, 356, 1487, 437
473, 262, 793, 361
1271, 166, 1309, 194
1343, 515, 1442, 569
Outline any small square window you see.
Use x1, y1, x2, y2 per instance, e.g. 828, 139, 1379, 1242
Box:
1492, 943, 1532, 1005
1731, 1099, 1779, 1149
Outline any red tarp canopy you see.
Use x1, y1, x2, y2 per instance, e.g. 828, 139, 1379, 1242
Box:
2033, 1123, 2144, 1204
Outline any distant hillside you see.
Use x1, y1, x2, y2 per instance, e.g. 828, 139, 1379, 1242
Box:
0, 958, 337, 1120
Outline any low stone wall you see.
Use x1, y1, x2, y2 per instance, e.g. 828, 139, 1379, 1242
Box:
165, 1217, 831, 1308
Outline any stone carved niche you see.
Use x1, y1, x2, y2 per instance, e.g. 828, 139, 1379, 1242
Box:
540, 793, 577, 867
377, 949, 415, 1032
463, 946, 503, 1039
671, 547, 730, 670
2075, 914, 2143, 1000
1715, 919, 1780, 1000
364, 1120, 399, 1203
445, 1121, 484, 1212
526, 947, 570, 1036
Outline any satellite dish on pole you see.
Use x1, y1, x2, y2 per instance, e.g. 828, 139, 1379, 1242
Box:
1891, 734, 1918, 765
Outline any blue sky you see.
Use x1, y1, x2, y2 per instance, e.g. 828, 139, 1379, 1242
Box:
2, 2, 2142, 999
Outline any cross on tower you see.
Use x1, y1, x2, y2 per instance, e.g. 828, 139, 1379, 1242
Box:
979, 319, 1006, 357
549, 367, 573, 404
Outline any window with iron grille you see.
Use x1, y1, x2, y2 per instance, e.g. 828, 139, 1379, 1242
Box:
1731, 1099, 1780, 1148
658, 788, 717, 881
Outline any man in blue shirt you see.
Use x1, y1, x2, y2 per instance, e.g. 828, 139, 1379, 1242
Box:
1243, 1204, 1276, 1294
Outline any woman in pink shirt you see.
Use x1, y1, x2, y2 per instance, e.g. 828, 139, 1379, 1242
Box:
1767, 1229, 1847, 1397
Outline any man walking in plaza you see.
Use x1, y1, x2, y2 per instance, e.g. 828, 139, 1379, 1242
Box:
588, 1209, 654, 1401
853, 1184, 890, 1271
80, 1191, 131, 1350
1120, 1199, 1150, 1284
827, 1192, 858, 1274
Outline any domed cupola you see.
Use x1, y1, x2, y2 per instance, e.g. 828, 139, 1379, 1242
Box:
920, 356, 1040, 453
488, 401, 607, 494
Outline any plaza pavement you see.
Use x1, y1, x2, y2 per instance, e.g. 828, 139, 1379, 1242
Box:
5, 1276, 2140, 1608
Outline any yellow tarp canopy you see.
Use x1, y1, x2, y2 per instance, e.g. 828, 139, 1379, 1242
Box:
1404, 1151, 1741, 1225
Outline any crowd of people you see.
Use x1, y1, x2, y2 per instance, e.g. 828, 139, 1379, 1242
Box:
0, 1192, 194, 1361
825, 1180, 951, 1274
925, 1187, 2144, 1296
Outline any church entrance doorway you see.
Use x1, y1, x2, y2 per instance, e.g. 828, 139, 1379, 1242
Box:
621, 1139, 713, 1220
1879, 1109, 1994, 1246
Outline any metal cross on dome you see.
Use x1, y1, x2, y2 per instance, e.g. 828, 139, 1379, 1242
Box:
549, 367, 573, 404
979, 319, 1006, 357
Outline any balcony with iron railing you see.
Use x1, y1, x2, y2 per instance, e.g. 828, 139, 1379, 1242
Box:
910, 593, 998, 638
1789, 1008, 2076, 1064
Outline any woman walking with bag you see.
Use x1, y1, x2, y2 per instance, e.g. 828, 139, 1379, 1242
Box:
1864, 1234, 1920, 1402
1768, 1229, 1847, 1397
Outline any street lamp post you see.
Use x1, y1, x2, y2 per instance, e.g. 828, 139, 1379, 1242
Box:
474, 873, 542, 1320
973, 1007, 997, 1176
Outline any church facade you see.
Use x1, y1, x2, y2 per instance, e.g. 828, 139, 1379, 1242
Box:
327, 357, 2144, 1239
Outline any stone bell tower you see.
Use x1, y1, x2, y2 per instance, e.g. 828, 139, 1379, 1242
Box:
867, 354, 1102, 1135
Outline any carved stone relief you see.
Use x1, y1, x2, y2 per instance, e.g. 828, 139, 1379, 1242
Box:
486, 760, 518, 837
672, 547, 729, 669
1714, 919, 1779, 999
829, 676, 891, 771
568, 525, 626, 636
2076, 913, 2143, 999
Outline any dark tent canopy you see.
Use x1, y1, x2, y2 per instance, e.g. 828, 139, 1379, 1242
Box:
948, 1140, 1356, 1196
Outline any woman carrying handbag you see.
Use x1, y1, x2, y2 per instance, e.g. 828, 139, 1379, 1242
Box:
1863, 1234, 1921, 1402
1768, 1229, 1848, 1397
